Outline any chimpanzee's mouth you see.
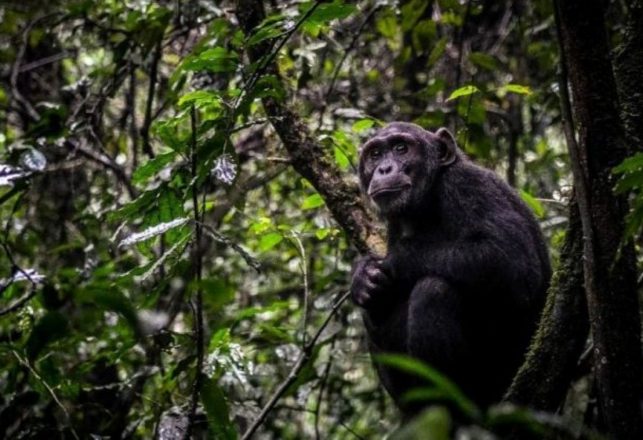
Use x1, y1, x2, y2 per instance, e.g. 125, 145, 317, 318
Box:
370, 185, 410, 198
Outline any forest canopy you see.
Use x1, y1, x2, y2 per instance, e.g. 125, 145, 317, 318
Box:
1, 0, 642, 439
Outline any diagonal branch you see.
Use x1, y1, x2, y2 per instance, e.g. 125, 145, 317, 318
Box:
235, 0, 383, 255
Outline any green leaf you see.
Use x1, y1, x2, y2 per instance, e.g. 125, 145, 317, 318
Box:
181, 47, 238, 73
469, 52, 498, 71
140, 232, 191, 281
427, 37, 448, 67
247, 16, 286, 46
25, 312, 69, 361
486, 404, 549, 436
259, 232, 283, 251
402, 387, 451, 403
376, 13, 398, 39
375, 353, 481, 420
446, 85, 480, 101
401, 0, 429, 31
390, 406, 451, 440
201, 377, 237, 440
315, 228, 330, 240
499, 83, 533, 96
519, 190, 545, 218
624, 204, 643, 240
334, 146, 350, 169
253, 75, 286, 101
198, 278, 235, 311
132, 151, 176, 185
301, 193, 325, 210
305, 1, 356, 24
412, 20, 437, 52
351, 119, 374, 133
249, 217, 272, 234
614, 170, 643, 193
177, 90, 223, 110
613, 152, 643, 174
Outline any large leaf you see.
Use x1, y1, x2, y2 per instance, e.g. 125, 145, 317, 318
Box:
304, 0, 356, 24
109, 186, 162, 221
401, 0, 429, 31
446, 85, 480, 101
258, 232, 283, 251
498, 83, 533, 96
301, 193, 325, 210
375, 353, 481, 420
181, 47, 239, 73
520, 190, 545, 219
390, 406, 451, 440
247, 15, 287, 46
178, 90, 224, 110
132, 151, 176, 186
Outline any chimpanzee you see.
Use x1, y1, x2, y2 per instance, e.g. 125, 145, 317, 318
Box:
351, 122, 550, 415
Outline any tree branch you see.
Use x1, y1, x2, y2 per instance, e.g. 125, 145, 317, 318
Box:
554, 0, 643, 436
235, 0, 384, 255
184, 105, 205, 440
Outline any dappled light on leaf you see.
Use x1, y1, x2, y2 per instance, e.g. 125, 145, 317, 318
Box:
117, 218, 190, 248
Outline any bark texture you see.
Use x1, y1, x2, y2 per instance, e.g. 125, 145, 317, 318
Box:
556, 1, 643, 437
614, 0, 643, 153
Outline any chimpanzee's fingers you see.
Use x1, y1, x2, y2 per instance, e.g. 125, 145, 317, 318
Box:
354, 288, 372, 307
376, 258, 394, 280
366, 266, 388, 286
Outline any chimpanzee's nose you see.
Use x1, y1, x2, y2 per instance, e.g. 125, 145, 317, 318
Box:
377, 160, 394, 175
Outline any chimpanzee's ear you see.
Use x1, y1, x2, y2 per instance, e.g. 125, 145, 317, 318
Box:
435, 127, 458, 167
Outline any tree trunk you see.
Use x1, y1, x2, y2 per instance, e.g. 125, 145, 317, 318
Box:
614, 0, 643, 154
505, 202, 588, 411
555, 1, 643, 437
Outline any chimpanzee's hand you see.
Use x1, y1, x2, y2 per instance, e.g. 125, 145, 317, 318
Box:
350, 255, 392, 308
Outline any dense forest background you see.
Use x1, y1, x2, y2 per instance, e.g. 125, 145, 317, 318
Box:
1, 0, 642, 438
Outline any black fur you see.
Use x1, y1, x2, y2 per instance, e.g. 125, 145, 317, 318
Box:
352, 122, 550, 414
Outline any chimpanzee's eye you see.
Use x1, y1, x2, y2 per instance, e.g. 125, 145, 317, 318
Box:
369, 148, 382, 160
393, 143, 408, 154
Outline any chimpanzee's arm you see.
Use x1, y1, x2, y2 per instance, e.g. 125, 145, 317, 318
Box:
388, 237, 517, 291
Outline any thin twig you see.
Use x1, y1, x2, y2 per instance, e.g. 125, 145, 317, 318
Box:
224, 0, 325, 145
127, 63, 139, 169
184, 105, 205, 440
67, 138, 137, 199
12, 351, 80, 440
18, 51, 72, 73
10, 19, 41, 122
290, 232, 310, 347
241, 291, 351, 440
199, 223, 261, 272
339, 421, 366, 440
317, 4, 381, 130
314, 336, 336, 440
242, 1, 324, 100
454, 0, 473, 89
0, 288, 37, 316
141, 41, 163, 159
230, 118, 270, 133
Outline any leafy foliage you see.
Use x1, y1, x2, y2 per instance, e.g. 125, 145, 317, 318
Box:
0, 0, 639, 438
